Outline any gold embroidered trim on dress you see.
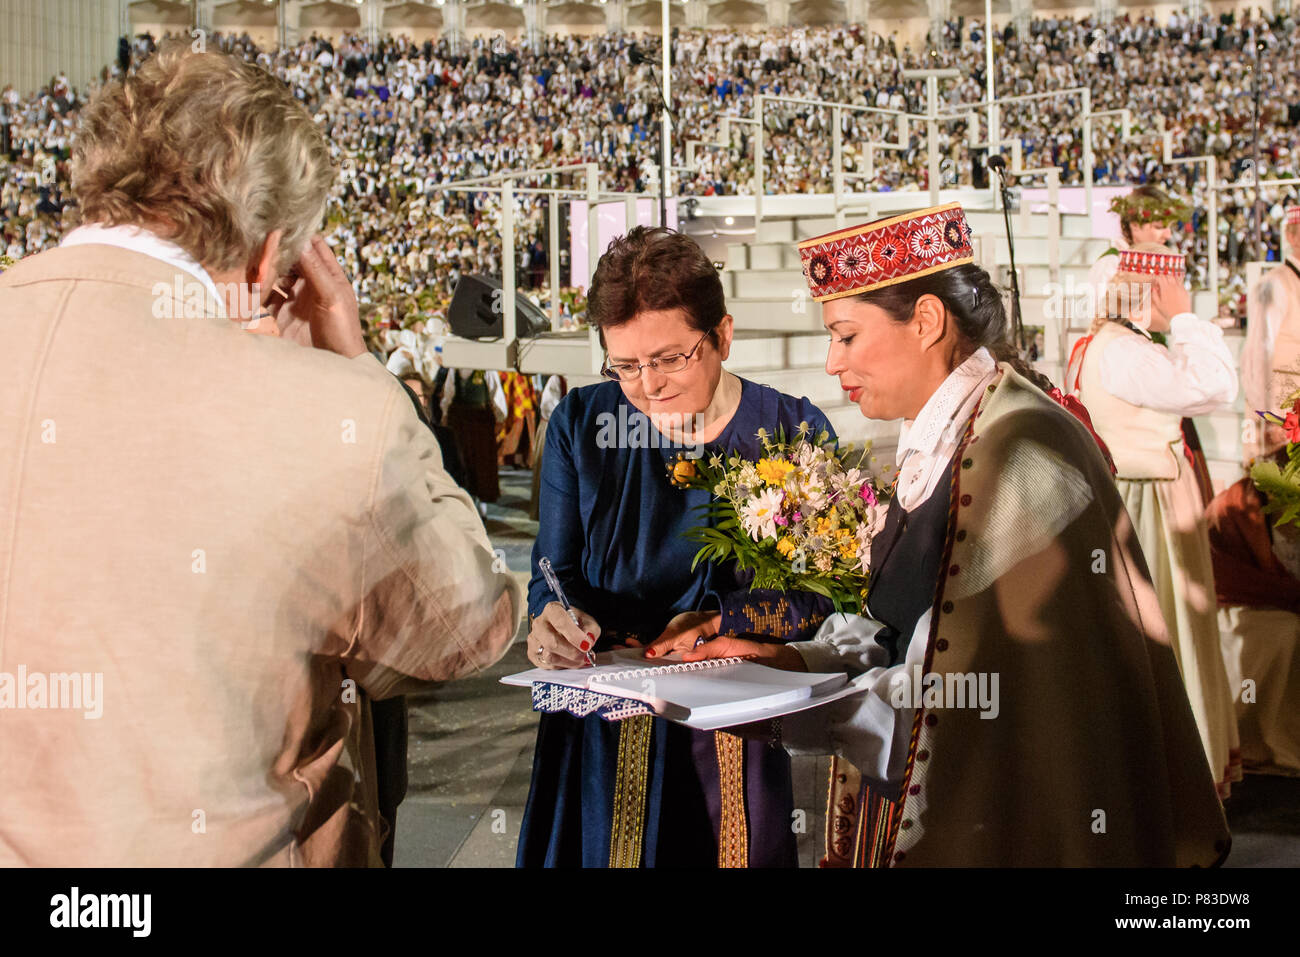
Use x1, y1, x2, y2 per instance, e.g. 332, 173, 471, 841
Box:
609, 715, 653, 868
715, 731, 749, 868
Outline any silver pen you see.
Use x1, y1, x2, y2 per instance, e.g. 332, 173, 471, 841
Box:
539, 557, 595, 667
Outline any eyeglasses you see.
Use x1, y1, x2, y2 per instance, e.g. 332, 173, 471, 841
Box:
600, 329, 712, 382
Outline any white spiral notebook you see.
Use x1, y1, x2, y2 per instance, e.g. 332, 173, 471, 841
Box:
502, 649, 856, 730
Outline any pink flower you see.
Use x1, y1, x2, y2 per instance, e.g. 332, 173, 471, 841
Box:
774, 514, 789, 527
860, 483, 877, 506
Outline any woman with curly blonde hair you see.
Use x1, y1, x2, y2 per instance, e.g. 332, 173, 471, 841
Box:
68, 40, 336, 324
0, 42, 522, 867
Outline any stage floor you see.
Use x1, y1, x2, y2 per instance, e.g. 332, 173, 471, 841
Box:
394, 470, 1300, 868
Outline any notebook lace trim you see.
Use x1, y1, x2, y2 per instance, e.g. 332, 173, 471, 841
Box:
530, 682, 654, 722
531, 658, 744, 722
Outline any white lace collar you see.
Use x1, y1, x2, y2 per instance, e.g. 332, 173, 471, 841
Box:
897, 346, 998, 465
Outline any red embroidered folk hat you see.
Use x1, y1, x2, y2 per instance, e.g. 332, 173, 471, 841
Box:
1116, 248, 1186, 278
1286, 206, 1300, 226
797, 202, 975, 302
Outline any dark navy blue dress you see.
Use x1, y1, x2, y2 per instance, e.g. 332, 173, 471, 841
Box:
517, 376, 834, 867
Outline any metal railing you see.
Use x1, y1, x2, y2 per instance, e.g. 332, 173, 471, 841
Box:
750, 93, 929, 229
426, 87, 1275, 380
429, 162, 665, 372
728, 85, 1095, 235
729, 82, 1254, 300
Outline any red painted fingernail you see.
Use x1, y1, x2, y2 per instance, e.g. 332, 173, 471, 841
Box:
646, 649, 656, 657
580, 640, 590, 651
587, 632, 595, 640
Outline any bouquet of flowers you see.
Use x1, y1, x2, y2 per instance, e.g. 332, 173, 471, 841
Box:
667, 423, 890, 614
1252, 389, 1300, 528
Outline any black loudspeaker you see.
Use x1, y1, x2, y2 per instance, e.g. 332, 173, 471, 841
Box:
447, 274, 552, 340
972, 149, 989, 190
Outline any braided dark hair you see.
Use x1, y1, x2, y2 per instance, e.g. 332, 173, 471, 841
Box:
851, 262, 1056, 394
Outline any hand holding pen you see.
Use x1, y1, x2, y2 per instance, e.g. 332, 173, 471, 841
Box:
528, 557, 599, 669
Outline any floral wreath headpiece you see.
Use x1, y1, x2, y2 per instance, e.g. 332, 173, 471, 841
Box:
1108, 192, 1191, 226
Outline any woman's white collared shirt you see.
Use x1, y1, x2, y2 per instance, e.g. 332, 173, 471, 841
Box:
61, 223, 227, 319
893, 346, 999, 511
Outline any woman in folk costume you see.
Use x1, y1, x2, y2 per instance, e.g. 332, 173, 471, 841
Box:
1067, 244, 1242, 797
445, 366, 507, 508
1085, 186, 1190, 315
518, 227, 835, 867
1084, 189, 1216, 502
1242, 205, 1300, 463
652, 203, 1230, 866
497, 370, 538, 468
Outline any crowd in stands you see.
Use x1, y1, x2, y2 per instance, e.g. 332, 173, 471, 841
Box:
4, 11, 1300, 328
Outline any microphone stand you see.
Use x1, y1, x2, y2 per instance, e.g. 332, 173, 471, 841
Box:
991, 158, 1026, 352
632, 47, 676, 229
648, 65, 669, 229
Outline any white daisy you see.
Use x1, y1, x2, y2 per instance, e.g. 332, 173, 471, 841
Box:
740, 487, 785, 542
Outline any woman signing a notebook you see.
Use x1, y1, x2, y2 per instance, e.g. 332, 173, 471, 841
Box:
648, 203, 1230, 867
517, 227, 834, 868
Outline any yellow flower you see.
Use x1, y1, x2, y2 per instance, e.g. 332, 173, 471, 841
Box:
756, 458, 795, 486
776, 536, 796, 558
814, 517, 833, 538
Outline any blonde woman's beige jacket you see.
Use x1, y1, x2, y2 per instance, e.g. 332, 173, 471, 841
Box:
0, 244, 521, 866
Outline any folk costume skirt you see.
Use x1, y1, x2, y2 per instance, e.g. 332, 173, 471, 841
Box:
1119, 466, 1242, 797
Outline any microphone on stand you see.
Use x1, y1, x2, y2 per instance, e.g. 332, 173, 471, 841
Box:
629, 43, 676, 228
987, 153, 1026, 353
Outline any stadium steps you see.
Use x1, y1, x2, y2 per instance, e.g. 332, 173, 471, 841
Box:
727, 236, 1112, 272
443, 202, 1249, 489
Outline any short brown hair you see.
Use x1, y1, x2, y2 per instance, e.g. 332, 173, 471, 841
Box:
71, 41, 334, 274
586, 227, 726, 346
